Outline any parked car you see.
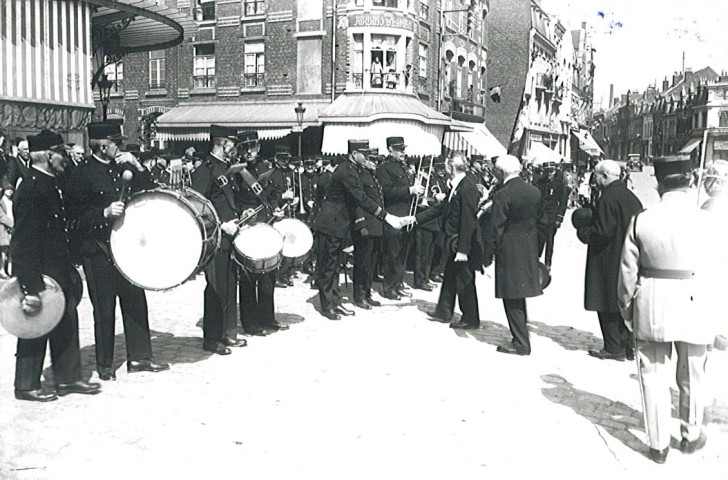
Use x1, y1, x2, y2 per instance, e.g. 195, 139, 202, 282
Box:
626, 154, 643, 172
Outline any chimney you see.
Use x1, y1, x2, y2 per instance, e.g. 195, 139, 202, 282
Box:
608, 84, 614, 107
673, 71, 682, 86
662, 77, 669, 91
581, 22, 586, 29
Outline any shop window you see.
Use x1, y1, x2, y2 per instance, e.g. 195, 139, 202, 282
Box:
193, 44, 216, 88
244, 0, 266, 16
104, 59, 123, 93
297, 38, 322, 94
371, 34, 398, 89
194, 0, 215, 22
244, 42, 265, 87
149, 50, 166, 89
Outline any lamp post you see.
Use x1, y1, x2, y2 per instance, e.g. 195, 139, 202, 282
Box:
97, 74, 114, 121
294, 102, 306, 158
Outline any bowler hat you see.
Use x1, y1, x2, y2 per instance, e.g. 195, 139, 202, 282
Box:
386, 137, 406, 150
348, 140, 369, 154
28, 130, 64, 152
571, 207, 593, 229
653, 156, 692, 178
210, 124, 238, 140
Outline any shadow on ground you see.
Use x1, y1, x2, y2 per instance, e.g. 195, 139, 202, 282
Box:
529, 320, 603, 352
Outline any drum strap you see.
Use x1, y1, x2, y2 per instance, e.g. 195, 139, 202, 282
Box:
239, 168, 272, 210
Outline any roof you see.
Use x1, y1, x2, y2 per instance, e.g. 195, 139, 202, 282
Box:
88, 0, 197, 54
318, 92, 452, 126
156, 101, 332, 128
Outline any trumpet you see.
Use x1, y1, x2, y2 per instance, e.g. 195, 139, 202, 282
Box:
297, 166, 306, 215
236, 204, 266, 226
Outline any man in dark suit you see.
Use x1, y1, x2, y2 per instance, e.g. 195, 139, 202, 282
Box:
190, 125, 249, 354
11, 130, 101, 401
66, 122, 169, 380
376, 137, 424, 300
417, 152, 483, 329
312, 140, 405, 320
484, 155, 543, 355
412, 156, 446, 291
535, 161, 569, 271
578, 159, 643, 360
2, 138, 31, 199
299, 157, 319, 275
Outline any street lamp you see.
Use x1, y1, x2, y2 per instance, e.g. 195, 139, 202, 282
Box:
97, 74, 114, 121
294, 102, 306, 157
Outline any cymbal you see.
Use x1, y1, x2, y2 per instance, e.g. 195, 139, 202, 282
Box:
539, 262, 552, 290
0, 276, 66, 339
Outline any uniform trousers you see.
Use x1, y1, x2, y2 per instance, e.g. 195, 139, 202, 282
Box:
203, 248, 236, 343
315, 232, 344, 312
434, 253, 479, 326
537, 223, 557, 267
597, 311, 632, 354
503, 298, 530, 354
382, 227, 406, 293
636, 340, 709, 450
413, 228, 436, 287
430, 232, 448, 279
83, 253, 152, 371
15, 300, 82, 390
239, 269, 276, 330
352, 231, 379, 302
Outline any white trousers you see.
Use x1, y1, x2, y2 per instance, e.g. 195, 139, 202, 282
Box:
636, 340, 709, 450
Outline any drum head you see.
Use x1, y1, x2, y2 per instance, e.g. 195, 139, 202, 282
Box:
234, 223, 284, 258
273, 218, 314, 258
0, 276, 65, 339
110, 191, 203, 290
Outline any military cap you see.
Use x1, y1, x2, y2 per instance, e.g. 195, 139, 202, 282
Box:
274, 145, 292, 157
303, 157, 316, 165
571, 207, 593, 229
348, 140, 369, 154
124, 143, 141, 153
210, 124, 238, 140
237, 131, 259, 145
88, 122, 126, 141
470, 154, 485, 164
540, 161, 557, 171
653, 156, 692, 178
386, 136, 406, 150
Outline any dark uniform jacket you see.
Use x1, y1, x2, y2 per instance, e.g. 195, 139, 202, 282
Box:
67, 154, 156, 259
191, 153, 240, 250
312, 159, 386, 239
535, 174, 569, 225
353, 166, 385, 237
232, 162, 280, 220
484, 176, 543, 299
579, 180, 643, 312
376, 157, 414, 216
11, 167, 79, 302
300, 171, 318, 216
2, 154, 31, 197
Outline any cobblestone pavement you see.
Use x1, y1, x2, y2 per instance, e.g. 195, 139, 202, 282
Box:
1, 168, 726, 479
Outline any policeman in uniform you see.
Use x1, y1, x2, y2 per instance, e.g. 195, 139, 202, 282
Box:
67, 122, 169, 380
618, 156, 728, 463
535, 161, 569, 271
12, 130, 101, 401
266, 145, 297, 287
429, 157, 450, 283
299, 157, 319, 275
412, 156, 446, 291
189, 125, 248, 355
376, 137, 424, 300
231, 131, 289, 334
313, 140, 405, 320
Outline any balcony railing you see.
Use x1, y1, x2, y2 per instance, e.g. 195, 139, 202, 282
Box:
193, 75, 216, 89
450, 98, 486, 120
243, 72, 265, 88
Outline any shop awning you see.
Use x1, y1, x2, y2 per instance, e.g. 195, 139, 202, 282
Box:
318, 92, 452, 126
571, 129, 604, 156
526, 142, 564, 165
88, 0, 197, 54
443, 120, 507, 158
321, 121, 445, 157
154, 101, 331, 142
679, 137, 702, 154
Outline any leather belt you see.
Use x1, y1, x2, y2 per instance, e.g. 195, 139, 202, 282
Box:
639, 266, 695, 279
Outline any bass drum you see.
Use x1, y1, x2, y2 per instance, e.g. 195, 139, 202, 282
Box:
272, 218, 314, 264
233, 223, 284, 273
110, 188, 221, 291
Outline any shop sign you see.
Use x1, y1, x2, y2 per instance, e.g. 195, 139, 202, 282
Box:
349, 12, 415, 31
714, 140, 728, 150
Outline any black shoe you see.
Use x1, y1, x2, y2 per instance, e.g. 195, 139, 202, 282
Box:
334, 306, 355, 316
680, 435, 707, 454
414, 284, 433, 291
203, 341, 232, 355
15, 389, 58, 402
354, 300, 371, 310
427, 310, 451, 323
262, 321, 290, 331
302, 266, 314, 275
625, 347, 635, 361
396, 288, 412, 298
285, 278, 294, 287
56, 380, 101, 396
496, 344, 530, 356
588, 349, 625, 361
648, 447, 669, 464
321, 309, 341, 320
275, 280, 288, 288
430, 274, 443, 283
450, 321, 479, 330
221, 335, 248, 347
381, 290, 401, 300
128, 359, 171, 372
373, 275, 384, 283
365, 297, 381, 307
244, 327, 269, 337
98, 369, 116, 381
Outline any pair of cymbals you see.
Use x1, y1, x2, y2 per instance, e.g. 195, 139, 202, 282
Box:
0, 276, 65, 339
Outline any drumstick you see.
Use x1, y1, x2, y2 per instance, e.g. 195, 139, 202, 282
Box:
119, 170, 134, 202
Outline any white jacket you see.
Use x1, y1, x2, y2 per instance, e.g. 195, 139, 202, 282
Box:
618, 191, 728, 344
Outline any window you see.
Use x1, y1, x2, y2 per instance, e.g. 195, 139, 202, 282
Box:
244, 42, 265, 87
720, 110, 728, 128
419, 0, 429, 20
352, 34, 363, 88
194, 0, 215, 21
418, 44, 427, 78
244, 0, 266, 16
104, 59, 123, 92
297, 0, 321, 20
149, 50, 166, 89
297, 38, 322, 94
193, 44, 216, 88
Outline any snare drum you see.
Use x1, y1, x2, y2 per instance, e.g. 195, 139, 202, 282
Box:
110, 188, 221, 291
232, 223, 284, 273
272, 218, 314, 264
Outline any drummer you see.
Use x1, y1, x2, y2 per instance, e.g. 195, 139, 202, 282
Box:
232, 131, 289, 334
189, 124, 248, 355
267, 145, 297, 288
66, 122, 169, 380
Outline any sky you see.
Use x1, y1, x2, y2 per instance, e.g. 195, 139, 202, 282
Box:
540, 0, 728, 110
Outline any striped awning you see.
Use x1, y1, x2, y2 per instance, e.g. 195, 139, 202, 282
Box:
320, 121, 445, 157
571, 129, 604, 156
88, 0, 197, 54
443, 120, 506, 158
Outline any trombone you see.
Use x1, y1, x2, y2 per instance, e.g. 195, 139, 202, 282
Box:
406, 155, 433, 232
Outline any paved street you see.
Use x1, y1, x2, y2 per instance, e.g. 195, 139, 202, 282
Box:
1, 167, 727, 480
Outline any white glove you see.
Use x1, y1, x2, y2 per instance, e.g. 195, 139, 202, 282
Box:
409, 185, 425, 195
454, 252, 468, 262
435, 192, 446, 202
103, 201, 125, 219
384, 214, 402, 229
21, 295, 42, 316
273, 208, 285, 219
282, 190, 295, 200
220, 220, 239, 236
